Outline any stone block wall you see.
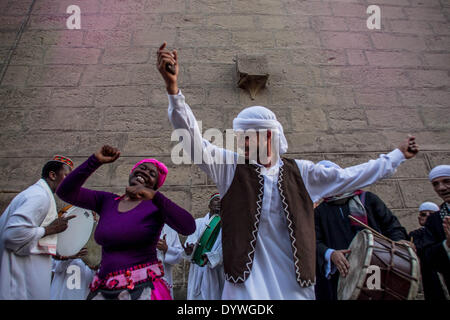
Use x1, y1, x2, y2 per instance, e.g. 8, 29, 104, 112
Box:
0, 0, 449, 299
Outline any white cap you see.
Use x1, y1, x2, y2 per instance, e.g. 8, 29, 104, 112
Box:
429, 165, 450, 181
419, 202, 439, 212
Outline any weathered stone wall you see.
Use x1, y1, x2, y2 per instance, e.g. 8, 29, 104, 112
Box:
0, 0, 449, 299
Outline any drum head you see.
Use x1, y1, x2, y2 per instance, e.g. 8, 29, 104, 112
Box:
337, 229, 373, 300
192, 214, 221, 266
57, 206, 94, 256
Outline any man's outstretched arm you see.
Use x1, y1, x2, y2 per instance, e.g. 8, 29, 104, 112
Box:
157, 42, 236, 195
297, 136, 419, 203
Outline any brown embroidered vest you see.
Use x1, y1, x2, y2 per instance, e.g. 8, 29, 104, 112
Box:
221, 157, 316, 287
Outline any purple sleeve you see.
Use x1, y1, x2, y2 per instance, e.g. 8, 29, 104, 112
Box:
56, 154, 108, 214
152, 192, 196, 236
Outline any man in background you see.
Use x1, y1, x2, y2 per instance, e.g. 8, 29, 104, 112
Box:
415, 165, 450, 300
183, 194, 224, 300
314, 160, 409, 300
157, 224, 184, 298
0, 156, 75, 299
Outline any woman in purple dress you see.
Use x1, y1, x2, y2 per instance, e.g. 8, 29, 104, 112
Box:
56, 145, 196, 300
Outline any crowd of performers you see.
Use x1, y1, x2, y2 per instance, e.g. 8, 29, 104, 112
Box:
0, 43, 449, 300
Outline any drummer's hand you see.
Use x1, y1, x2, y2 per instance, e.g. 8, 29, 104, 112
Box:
331, 249, 351, 278
54, 253, 68, 260
443, 216, 450, 247
95, 145, 121, 164
126, 185, 156, 200
182, 242, 194, 256
70, 247, 88, 259
44, 215, 76, 236
157, 234, 168, 253
201, 254, 209, 265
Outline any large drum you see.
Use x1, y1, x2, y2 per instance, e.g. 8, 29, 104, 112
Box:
192, 214, 221, 267
57, 205, 94, 257
337, 229, 420, 300
56, 205, 102, 268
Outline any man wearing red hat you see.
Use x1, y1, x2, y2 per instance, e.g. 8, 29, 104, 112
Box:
0, 156, 75, 299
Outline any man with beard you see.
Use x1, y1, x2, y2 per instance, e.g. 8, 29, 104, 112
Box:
415, 165, 450, 300
157, 42, 419, 300
409, 202, 440, 242
313, 160, 409, 300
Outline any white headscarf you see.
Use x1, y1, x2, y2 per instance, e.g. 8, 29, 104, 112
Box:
429, 165, 450, 181
419, 201, 439, 212
232, 106, 288, 155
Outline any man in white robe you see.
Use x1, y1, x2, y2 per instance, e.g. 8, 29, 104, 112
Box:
50, 252, 95, 300
184, 194, 224, 300
157, 224, 184, 298
157, 43, 419, 300
0, 156, 75, 299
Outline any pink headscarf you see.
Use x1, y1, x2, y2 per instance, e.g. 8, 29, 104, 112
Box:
130, 159, 168, 189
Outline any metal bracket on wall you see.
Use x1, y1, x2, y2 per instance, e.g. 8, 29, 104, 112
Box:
236, 54, 269, 100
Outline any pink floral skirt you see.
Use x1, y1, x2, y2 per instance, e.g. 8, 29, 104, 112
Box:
87, 261, 172, 300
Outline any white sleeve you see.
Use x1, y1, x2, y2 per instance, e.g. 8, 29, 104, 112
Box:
73, 259, 96, 278
205, 240, 223, 269
51, 258, 57, 273
182, 217, 203, 261
53, 259, 73, 274
168, 91, 236, 196
2, 193, 49, 255
163, 229, 184, 266
296, 149, 406, 203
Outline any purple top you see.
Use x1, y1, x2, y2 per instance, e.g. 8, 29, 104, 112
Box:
56, 155, 195, 279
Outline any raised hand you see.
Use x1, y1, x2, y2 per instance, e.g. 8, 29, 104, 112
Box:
157, 42, 179, 95
398, 135, 419, 159
94, 145, 121, 164
331, 249, 351, 278
182, 241, 195, 256
157, 234, 168, 253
